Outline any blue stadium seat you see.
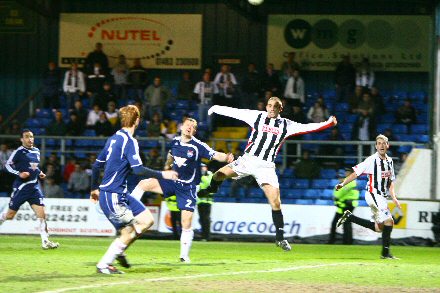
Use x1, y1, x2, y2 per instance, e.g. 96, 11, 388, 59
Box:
304, 189, 321, 199
320, 169, 337, 179
379, 113, 395, 123
281, 168, 295, 178
410, 124, 428, 135
393, 124, 408, 134
399, 134, 418, 142
291, 179, 309, 189
248, 188, 264, 197
83, 129, 96, 137
418, 113, 428, 123
293, 199, 315, 205
320, 189, 334, 200
377, 123, 392, 134
359, 190, 366, 200
343, 114, 358, 123
25, 118, 41, 128
311, 179, 331, 189
279, 179, 291, 189
338, 124, 354, 133
0, 192, 9, 197
35, 108, 53, 119
175, 100, 190, 110
314, 199, 333, 205
240, 198, 260, 203
397, 145, 412, 153
284, 189, 303, 199
417, 135, 429, 143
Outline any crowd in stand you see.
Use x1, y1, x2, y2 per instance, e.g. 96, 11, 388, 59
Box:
0, 43, 427, 199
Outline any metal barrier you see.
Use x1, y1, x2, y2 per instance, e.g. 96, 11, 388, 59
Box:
0, 134, 427, 169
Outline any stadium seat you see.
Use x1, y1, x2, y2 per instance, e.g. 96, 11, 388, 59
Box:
379, 113, 395, 123
314, 199, 333, 205
293, 199, 314, 205
376, 123, 392, 134
83, 129, 96, 137
175, 100, 190, 110
248, 188, 264, 197
25, 118, 41, 128
320, 189, 334, 200
397, 145, 412, 153
284, 189, 303, 199
35, 108, 53, 119
291, 179, 309, 189
320, 169, 337, 179
279, 179, 291, 189
393, 124, 408, 134
417, 135, 429, 143
359, 190, 366, 200
281, 168, 295, 178
304, 189, 321, 199
240, 198, 260, 203
410, 123, 428, 134
311, 179, 331, 189
343, 114, 358, 123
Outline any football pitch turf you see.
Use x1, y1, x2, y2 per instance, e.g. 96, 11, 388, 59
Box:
0, 235, 439, 292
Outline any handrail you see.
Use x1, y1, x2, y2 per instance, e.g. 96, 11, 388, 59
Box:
0, 87, 42, 132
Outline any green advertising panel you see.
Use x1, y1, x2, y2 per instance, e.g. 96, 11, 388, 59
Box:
268, 15, 432, 72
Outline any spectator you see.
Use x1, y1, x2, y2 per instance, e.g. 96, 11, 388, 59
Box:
241, 63, 261, 108
43, 162, 63, 185
256, 100, 266, 111
144, 76, 171, 120
394, 152, 408, 174
0, 143, 14, 192
70, 100, 88, 128
356, 57, 375, 90
370, 87, 385, 115
213, 64, 238, 107
177, 71, 194, 100
161, 119, 178, 140
307, 99, 329, 123
86, 104, 103, 128
42, 61, 61, 109
47, 111, 67, 136
147, 112, 164, 137
261, 63, 282, 97
194, 72, 218, 130
111, 54, 129, 100
66, 113, 85, 136
105, 101, 120, 131
396, 99, 417, 125
68, 163, 90, 194
335, 55, 356, 102
145, 147, 164, 170
383, 128, 399, 156
279, 97, 293, 118
85, 42, 109, 73
128, 58, 148, 101
63, 63, 86, 109
284, 69, 305, 106
352, 92, 376, 145
348, 85, 364, 112
290, 104, 307, 124
86, 62, 108, 106
281, 52, 301, 84
43, 177, 64, 198
63, 157, 76, 182
293, 150, 321, 179
95, 112, 113, 137
95, 82, 117, 110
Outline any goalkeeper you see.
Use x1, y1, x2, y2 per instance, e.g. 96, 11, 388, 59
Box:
328, 168, 359, 245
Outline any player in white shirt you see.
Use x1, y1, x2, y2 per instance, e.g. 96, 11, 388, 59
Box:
336, 134, 401, 259
201, 97, 337, 251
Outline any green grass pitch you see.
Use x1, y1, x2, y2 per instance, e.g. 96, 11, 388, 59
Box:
0, 235, 439, 292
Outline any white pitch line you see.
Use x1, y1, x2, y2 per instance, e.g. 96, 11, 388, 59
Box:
37, 262, 365, 293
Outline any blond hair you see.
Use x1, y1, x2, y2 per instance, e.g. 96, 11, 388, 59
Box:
184, 117, 198, 130
119, 105, 140, 128
376, 134, 389, 144
268, 96, 283, 110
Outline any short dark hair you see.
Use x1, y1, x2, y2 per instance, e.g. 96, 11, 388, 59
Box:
21, 128, 32, 137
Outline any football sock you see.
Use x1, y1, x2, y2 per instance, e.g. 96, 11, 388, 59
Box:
272, 209, 285, 241
382, 225, 393, 255
38, 218, 49, 243
97, 238, 127, 269
180, 228, 194, 260
348, 215, 376, 231
131, 186, 145, 201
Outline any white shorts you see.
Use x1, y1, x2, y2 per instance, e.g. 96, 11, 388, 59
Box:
228, 153, 279, 189
365, 191, 393, 223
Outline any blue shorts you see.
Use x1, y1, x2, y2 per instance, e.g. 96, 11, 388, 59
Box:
9, 188, 44, 211
159, 179, 197, 212
99, 190, 146, 230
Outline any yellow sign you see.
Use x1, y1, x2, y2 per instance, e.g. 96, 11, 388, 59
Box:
268, 15, 432, 72
389, 203, 407, 229
59, 13, 202, 69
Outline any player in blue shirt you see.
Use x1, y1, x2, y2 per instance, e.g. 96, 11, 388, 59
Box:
1, 129, 59, 249
90, 105, 178, 274
131, 118, 233, 262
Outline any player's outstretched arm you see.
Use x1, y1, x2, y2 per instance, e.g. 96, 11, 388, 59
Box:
213, 152, 234, 163
208, 105, 262, 126
335, 172, 358, 191
287, 115, 337, 136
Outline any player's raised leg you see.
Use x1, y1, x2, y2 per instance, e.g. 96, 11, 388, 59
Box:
200, 165, 237, 195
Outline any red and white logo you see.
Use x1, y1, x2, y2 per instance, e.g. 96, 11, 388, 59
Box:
262, 124, 280, 135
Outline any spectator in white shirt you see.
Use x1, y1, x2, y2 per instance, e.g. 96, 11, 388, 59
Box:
63, 63, 86, 109
356, 57, 375, 89
284, 69, 305, 106
86, 104, 103, 128
213, 64, 238, 107
194, 72, 218, 130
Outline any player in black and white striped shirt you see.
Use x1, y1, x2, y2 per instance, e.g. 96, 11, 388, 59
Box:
203, 97, 337, 251
336, 134, 401, 259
